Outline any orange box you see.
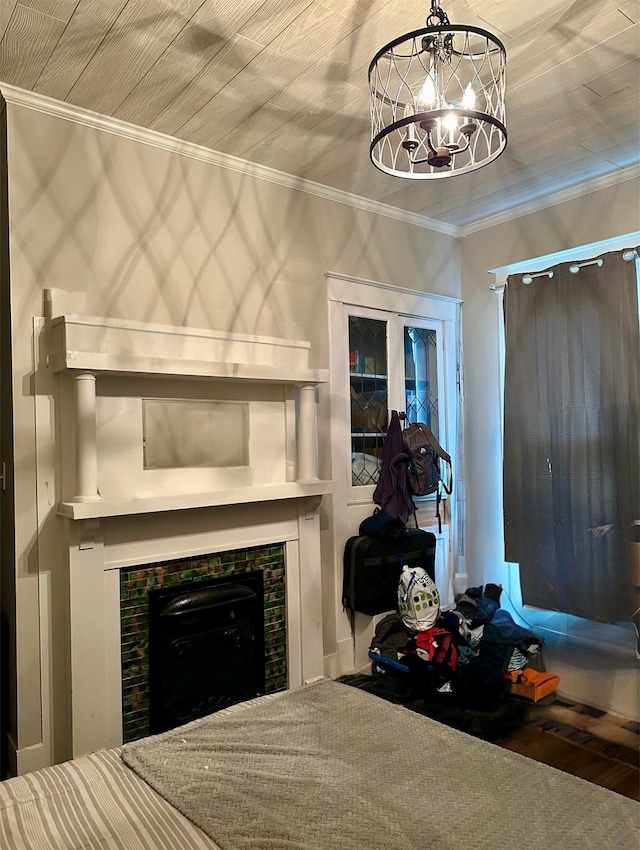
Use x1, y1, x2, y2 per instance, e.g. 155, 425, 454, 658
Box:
506, 669, 560, 702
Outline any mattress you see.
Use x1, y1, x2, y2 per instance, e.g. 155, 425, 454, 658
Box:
0, 679, 638, 850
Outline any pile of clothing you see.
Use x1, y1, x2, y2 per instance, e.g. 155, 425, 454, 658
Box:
369, 582, 542, 709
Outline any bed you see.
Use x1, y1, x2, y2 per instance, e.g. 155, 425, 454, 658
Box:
0, 678, 637, 850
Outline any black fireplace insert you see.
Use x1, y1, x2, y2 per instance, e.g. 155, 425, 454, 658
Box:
148, 571, 265, 734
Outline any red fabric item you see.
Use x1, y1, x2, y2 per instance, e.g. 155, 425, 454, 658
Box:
413, 627, 457, 670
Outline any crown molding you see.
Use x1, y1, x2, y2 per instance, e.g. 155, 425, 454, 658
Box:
460, 163, 640, 236
0, 83, 460, 238
5, 83, 633, 240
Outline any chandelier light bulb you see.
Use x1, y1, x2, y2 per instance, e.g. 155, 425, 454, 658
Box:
442, 111, 458, 131
418, 75, 437, 108
462, 83, 476, 110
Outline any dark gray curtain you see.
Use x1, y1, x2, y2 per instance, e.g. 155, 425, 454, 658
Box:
503, 248, 639, 624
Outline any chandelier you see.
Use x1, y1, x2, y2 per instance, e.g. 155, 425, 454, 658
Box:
369, 0, 507, 179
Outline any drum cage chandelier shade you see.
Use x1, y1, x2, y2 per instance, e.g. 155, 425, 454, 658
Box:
369, 0, 507, 179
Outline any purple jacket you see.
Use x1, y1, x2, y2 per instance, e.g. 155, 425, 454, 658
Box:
373, 410, 414, 524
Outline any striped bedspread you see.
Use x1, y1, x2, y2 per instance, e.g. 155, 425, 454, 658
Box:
0, 747, 220, 850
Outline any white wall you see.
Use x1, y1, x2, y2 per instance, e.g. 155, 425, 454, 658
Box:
460, 178, 640, 719
3, 100, 461, 770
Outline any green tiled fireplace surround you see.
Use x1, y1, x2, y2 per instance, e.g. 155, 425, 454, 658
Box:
120, 544, 287, 743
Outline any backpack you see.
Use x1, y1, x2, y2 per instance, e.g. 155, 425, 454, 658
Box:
402, 422, 452, 532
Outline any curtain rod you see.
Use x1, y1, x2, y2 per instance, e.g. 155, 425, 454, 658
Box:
569, 257, 603, 273
488, 272, 555, 291
490, 247, 638, 292
523, 270, 553, 285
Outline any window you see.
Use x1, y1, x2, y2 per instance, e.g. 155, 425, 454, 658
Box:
492, 232, 640, 645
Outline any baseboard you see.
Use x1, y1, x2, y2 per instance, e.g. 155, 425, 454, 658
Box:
7, 739, 51, 777
323, 638, 355, 679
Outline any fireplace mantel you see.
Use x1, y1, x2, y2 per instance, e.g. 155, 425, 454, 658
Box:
57, 481, 332, 519
45, 312, 333, 516
47, 314, 329, 385
37, 301, 331, 761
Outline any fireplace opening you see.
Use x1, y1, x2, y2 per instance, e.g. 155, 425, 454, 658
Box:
148, 571, 265, 734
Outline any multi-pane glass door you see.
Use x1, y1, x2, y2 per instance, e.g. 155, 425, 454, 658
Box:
349, 315, 388, 486
348, 312, 443, 488
403, 325, 440, 440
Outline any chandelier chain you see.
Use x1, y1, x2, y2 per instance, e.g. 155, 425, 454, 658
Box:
426, 0, 450, 27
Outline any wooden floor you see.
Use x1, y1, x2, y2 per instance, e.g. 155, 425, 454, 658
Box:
494, 697, 640, 801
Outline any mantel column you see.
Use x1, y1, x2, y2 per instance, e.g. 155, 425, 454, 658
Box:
296, 383, 319, 483
72, 372, 101, 502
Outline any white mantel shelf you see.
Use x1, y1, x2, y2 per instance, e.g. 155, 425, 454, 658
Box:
57, 480, 335, 520
47, 314, 329, 385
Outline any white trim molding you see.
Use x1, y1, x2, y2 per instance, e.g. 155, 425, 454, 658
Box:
462, 165, 640, 236
326, 271, 461, 318
0, 82, 459, 237
2, 83, 636, 239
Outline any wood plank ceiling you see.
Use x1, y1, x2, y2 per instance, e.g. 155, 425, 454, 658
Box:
0, 0, 638, 228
